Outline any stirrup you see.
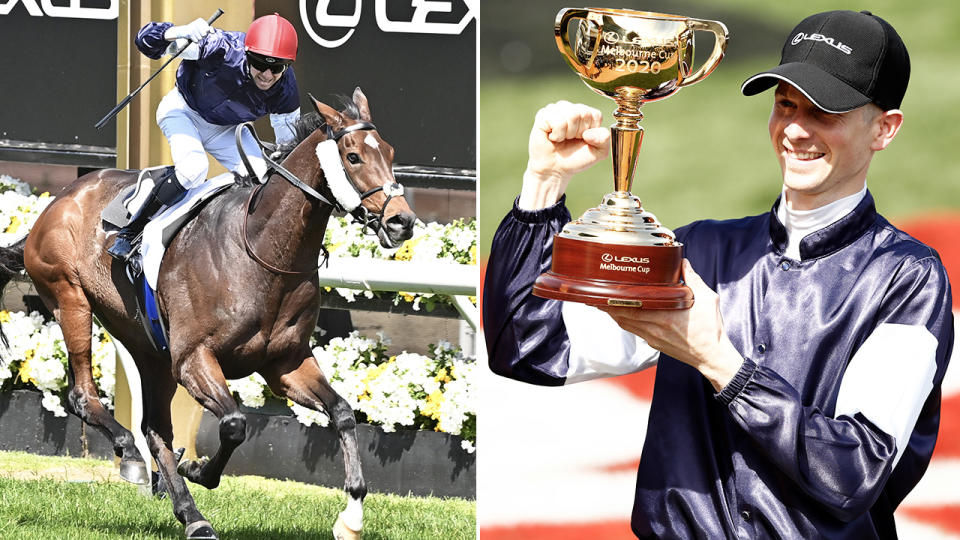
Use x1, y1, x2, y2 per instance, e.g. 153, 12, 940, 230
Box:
107, 232, 137, 261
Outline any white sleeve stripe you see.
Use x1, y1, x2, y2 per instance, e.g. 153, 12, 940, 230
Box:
834, 323, 938, 468
562, 301, 658, 384
270, 108, 300, 146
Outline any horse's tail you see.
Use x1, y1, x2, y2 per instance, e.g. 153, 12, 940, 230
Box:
0, 237, 27, 350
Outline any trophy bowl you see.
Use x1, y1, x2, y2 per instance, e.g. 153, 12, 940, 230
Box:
533, 7, 728, 308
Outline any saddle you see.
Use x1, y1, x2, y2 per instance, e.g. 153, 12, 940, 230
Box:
101, 168, 236, 352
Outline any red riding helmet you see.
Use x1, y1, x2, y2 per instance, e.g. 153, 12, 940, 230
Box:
245, 13, 298, 62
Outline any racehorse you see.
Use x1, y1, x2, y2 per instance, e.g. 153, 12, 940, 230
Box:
0, 88, 414, 540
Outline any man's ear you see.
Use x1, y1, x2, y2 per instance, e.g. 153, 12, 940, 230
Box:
872, 109, 904, 151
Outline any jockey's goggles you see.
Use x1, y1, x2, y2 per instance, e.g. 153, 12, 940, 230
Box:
247, 52, 290, 74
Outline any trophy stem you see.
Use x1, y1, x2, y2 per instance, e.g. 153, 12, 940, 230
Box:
611, 91, 645, 194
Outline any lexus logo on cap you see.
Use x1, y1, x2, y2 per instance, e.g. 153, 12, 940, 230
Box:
601, 253, 614, 262
791, 32, 853, 54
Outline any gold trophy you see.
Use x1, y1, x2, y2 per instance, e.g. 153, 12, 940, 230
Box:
533, 8, 728, 308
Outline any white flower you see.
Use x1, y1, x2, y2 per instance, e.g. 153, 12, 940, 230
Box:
227, 374, 268, 409
290, 402, 330, 427
461, 439, 475, 453
0, 362, 10, 384
41, 390, 67, 417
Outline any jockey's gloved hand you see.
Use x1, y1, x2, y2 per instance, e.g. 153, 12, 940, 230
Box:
164, 18, 211, 43
166, 39, 200, 60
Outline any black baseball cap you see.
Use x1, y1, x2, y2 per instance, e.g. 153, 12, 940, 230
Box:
741, 10, 910, 112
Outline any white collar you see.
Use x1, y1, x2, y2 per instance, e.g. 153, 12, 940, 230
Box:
776, 185, 867, 260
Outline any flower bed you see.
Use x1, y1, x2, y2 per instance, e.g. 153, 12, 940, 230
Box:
230, 333, 476, 452
0, 174, 477, 452
0, 174, 54, 246
0, 313, 476, 452
323, 214, 477, 311
0, 311, 116, 417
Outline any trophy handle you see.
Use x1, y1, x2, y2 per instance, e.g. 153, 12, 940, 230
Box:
555, 8, 601, 77
679, 18, 729, 87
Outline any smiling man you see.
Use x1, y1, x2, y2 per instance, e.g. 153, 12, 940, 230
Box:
108, 13, 301, 261
484, 10, 954, 539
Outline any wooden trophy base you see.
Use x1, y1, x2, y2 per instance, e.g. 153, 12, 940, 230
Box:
532, 235, 694, 309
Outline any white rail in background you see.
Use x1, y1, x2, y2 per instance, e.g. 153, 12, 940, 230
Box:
315, 258, 478, 330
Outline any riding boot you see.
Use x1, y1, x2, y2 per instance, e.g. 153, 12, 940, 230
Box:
107, 171, 188, 261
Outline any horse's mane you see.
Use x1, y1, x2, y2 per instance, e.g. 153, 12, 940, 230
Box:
234, 96, 361, 186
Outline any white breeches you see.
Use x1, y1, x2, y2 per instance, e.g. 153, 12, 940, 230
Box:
156, 88, 266, 189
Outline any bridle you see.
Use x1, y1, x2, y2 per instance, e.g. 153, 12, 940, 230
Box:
235, 120, 405, 276
321, 121, 406, 237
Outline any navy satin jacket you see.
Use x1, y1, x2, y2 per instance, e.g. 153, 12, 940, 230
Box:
484, 192, 953, 539
136, 23, 299, 126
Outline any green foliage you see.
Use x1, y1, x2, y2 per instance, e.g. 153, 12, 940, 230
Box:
0, 452, 475, 540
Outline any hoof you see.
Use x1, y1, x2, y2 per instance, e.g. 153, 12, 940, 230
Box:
185, 520, 217, 539
119, 459, 150, 485
333, 514, 362, 540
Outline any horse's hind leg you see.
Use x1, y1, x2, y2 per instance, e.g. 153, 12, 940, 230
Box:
261, 352, 367, 539
174, 346, 247, 490
39, 280, 148, 483
140, 359, 218, 539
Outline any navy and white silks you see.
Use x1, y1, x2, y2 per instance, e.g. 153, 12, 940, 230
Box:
483, 191, 954, 539
135, 23, 300, 189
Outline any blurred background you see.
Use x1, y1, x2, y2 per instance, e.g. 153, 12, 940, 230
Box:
478, 1, 960, 538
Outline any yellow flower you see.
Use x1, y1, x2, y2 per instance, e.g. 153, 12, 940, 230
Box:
18, 358, 36, 385
5, 215, 21, 234
359, 360, 394, 400
92, 366, 102, 379
434, 368, 451, 384
399, 292, 415, 303
421, 389, 444, 421
39, 192, 50, 198
469, 245, 477, 265
364, 362, 390, 383
0, 311, 10, 323
393, 237, 421, 261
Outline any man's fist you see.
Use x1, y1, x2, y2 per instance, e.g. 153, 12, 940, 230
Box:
519, 101, 610, 210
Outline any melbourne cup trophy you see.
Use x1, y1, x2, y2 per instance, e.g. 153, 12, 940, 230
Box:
533, 8, 729, 308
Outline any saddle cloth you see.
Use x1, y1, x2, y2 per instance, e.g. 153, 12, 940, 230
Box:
140, 172, 236, 290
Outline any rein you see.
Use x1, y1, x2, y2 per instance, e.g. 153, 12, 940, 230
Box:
234, 121, 404, 276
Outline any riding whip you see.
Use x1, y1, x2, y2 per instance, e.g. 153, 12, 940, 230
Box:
94, 8, 224, 130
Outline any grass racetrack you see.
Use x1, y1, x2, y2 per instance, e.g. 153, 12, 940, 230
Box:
0, 451, 475, 539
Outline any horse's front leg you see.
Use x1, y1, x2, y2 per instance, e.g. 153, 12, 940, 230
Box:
38, 279, 148, 484
261, 350, 367, 540
139, 358, 217, 539
173, 345, 246, 490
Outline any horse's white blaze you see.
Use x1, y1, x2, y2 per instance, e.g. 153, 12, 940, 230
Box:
341, 496, 364, 531
316, 140, 360, 211
363, 133, 379, 149
384, 183, 404, 197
